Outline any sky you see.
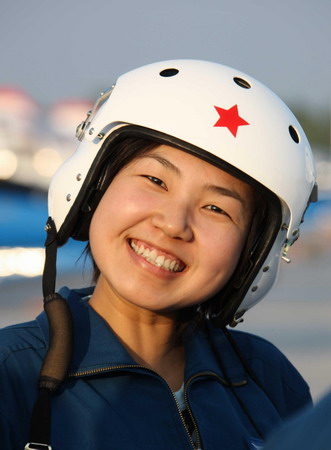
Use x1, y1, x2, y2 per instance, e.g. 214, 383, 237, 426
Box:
0, 0, 330, 111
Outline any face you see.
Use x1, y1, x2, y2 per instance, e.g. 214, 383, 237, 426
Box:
89, 144, 254, 314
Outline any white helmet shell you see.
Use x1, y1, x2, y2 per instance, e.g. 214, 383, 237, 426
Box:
48, 59, 317, 317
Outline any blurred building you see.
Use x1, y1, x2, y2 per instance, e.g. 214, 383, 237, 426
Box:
0, 86, 92, 190
0, 87, 92, 278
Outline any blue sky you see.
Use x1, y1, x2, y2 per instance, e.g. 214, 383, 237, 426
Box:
1, 0, 330, 110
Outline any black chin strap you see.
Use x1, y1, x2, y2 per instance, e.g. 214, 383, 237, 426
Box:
26, 218, 73, 450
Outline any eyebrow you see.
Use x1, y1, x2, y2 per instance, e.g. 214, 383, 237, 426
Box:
145, 153, 245, 205
205, 184, 245, 206
145, 153, 181, 175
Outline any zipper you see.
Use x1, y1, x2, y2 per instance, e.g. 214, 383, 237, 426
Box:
68, 364, 197, 449
183, 370, 248, 449
183, 372, 223, 450
183, 375, 202, 450
68, 366, 247, 448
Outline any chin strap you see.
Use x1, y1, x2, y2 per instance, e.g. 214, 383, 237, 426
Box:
26, 218, 73, 450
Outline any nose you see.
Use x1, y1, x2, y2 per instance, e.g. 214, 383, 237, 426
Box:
151, 202, 194, 242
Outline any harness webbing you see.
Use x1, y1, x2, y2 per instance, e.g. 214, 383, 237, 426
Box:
27, 218, 73, 449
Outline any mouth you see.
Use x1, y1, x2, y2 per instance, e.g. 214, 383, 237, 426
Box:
129, 239, 186, 273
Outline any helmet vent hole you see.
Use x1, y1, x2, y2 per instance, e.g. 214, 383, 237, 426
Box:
159, 68, 179, 77
233, 77, 251, 89
289, 125, 300, 143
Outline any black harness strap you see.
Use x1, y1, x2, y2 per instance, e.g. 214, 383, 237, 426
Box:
26, 218, 73, 449
27, 388, 52, 449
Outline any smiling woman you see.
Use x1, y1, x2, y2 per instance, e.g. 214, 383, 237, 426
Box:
88, 142, 258, 394
0, 60, 317, 450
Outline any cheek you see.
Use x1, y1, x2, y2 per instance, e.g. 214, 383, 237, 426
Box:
194, 233, 245, 302
89, 210, 107, 263
89, 183, 156, 253
90, 185, 138, 230
201, 227, 247, 277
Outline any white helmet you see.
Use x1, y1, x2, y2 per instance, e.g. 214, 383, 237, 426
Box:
47, 59, 317, 326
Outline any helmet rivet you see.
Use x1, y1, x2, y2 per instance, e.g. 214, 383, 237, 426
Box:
251, 286, 258, 292
66, 194, 71, 201
88, 128, 94, 135
263, 266, 269, 272
44, 223, 51, 232
76, 173, 82, 181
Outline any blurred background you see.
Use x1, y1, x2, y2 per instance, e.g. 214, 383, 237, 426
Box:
0, 0, 330, 401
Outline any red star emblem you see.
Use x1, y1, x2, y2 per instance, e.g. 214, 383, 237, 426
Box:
213, 104, 249, 137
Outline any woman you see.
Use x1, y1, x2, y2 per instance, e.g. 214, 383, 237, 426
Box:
0, 60, 317, 449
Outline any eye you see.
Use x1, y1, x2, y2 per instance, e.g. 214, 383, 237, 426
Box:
143, 175, 167, 189
204, 204, 229, 217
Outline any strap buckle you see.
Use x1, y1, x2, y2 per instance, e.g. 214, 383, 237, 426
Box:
25, 443, 52, 450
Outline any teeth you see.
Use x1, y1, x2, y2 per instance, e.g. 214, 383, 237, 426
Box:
155, 255, 165, 267
148, 249, 158, 263
143, 248, 150, 258
164, 259, 171, 270
130, 241, 182, 272
137, 245, 145, 255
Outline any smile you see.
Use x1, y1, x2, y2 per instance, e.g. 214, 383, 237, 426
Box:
129, 239, 185, 273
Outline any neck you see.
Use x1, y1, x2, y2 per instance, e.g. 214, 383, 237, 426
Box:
89, 277, 185, 391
